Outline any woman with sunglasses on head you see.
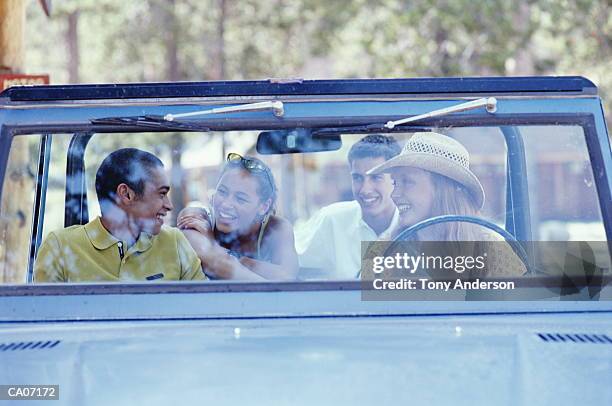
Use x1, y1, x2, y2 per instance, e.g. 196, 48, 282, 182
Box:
178, 153, 299, 280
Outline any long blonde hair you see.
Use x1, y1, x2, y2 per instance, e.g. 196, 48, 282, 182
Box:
418, 173, 481, 241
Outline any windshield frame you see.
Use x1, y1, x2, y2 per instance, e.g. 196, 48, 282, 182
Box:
1, 278, 612, 323
0, 96, 610, 303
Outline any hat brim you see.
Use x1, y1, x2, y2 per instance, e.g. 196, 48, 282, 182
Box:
368, 152, 485, 209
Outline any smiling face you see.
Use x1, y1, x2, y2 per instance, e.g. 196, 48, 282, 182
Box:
126, 166, 173, 235
350, 157, 396, 219
212, 167, 270, 236
389, 167, 436, 229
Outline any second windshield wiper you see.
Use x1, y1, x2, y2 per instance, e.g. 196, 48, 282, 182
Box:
384, 97, 497, 129
313, 97, 498, 135
312, 124, 433, 136
91, 115, 211, 131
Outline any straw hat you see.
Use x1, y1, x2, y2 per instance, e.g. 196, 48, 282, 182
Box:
367, 132, 485, 209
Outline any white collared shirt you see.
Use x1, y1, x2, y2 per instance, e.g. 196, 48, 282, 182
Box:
295, 200, 399, 279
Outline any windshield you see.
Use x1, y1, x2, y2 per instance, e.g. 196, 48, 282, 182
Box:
0, 117, 610, 297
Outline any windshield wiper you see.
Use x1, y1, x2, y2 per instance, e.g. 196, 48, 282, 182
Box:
90, 115, 211, 131
312, 97, 497, 135
312, 124, 433, 136
384, 97, 497, 129
91, 101, 285, 130
164, 101, 284, 121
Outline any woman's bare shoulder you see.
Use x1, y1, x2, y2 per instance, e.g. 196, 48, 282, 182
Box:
265, 216, 294, 237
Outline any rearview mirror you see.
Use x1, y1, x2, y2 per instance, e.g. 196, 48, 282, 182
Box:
256, 128, 342, 154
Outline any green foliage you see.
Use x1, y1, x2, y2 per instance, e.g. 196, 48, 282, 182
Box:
23, 0, 612, 119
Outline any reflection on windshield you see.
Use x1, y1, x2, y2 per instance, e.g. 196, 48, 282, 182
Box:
1, 125, 609, 285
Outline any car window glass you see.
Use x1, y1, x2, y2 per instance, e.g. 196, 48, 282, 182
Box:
41, 133, 72, 241
2, 123, 609, 285
0, 134, 40, 283
523, 125, 606, 241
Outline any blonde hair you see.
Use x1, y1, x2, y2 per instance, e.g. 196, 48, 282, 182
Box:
418, 173, 481, 241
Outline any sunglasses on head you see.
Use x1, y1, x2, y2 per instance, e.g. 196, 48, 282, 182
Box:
226, 153, 275, 191
227, 153, 267, 172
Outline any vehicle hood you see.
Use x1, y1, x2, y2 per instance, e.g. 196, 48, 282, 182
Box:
1, 312, 611, 406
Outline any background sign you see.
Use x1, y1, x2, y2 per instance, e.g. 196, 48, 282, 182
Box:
0, 74, 49, 91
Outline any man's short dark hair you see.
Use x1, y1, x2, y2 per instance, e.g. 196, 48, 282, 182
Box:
347, 134, 401, 164
95, 148, 164, 209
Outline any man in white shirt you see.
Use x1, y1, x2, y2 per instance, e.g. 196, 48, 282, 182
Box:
295, 135, 400, 279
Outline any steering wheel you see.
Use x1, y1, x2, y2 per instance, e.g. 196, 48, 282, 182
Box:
387, 214, 531, 273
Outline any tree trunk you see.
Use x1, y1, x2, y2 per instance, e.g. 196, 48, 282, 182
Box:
508, 1, 535, 75
213, 0, 228, 160
211, 0, 227, 80
0, 0, 31, 284
160, 0, 185, 221
0, 0, 24, 73
164, 0, 180, 82
66, 11, 80, 83
434, 26, 453, 76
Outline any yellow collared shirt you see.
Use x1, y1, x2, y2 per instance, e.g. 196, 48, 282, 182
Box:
34, 217, 206, 282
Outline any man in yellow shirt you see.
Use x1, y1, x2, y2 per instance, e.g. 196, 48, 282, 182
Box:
34, 148, 206, 282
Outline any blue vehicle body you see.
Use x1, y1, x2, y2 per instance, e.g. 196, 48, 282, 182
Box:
0, 77, 611, 405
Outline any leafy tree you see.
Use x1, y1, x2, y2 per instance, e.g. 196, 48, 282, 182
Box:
22, 0, 612, 169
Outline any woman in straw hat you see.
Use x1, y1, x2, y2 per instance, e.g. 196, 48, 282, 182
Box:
368, 132, 525, 276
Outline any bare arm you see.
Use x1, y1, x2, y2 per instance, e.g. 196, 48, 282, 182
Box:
178, 210, 264, 280
239, 217, 299, 280
181, 228, 265, 281
178, 208, 297, 281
